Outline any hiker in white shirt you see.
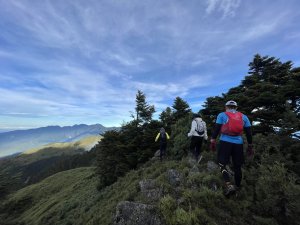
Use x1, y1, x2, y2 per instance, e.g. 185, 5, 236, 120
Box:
188, 113, 208, 163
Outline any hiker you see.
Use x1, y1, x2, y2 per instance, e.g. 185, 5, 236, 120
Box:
210, 100, 254, 196
155, 127, 170, 161
188, 113, 208, 163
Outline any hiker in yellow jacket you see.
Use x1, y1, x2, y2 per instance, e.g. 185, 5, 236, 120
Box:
155, 127, 170, 161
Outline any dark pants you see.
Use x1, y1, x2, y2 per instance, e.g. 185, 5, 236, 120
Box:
160, 142, 167, 160
190, 136, 203, 160
218, 140, 244, 187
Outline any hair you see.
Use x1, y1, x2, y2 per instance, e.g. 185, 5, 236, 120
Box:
160, 127, 165, 134
192, 113, 201, 119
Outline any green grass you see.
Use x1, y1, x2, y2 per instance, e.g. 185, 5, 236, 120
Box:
0, 135, 101, 196
1, 154, 299, 225
1, 160, 180, 225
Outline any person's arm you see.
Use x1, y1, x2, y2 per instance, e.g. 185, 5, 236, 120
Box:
155, 133, 160, 142
203, 121, 208, 140
211, 124, 222, 139
210, 123, 221, 152
243, 115, 252, 144
166, 133, 170, 139
211, 113, 223, 140
187, 121, 196, 137
243, 115, 254, 157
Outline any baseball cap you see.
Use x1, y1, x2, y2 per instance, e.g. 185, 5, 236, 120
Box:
225, 100, 238, 106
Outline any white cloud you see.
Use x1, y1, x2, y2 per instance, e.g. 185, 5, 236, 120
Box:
0, 0, 299, 128
206, 0, 241, 18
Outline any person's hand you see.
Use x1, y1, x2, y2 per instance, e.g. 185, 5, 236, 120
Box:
247, 144, 254, 157
187, 132, 192, 137
210, 139, 216, 152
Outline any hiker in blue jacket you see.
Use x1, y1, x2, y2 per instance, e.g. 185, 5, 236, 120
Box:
210, 100, 254, 196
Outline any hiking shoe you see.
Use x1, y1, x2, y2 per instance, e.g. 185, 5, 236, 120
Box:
197, 155, 203, 164
224, 184, 236, 197
226, 166, 234, 176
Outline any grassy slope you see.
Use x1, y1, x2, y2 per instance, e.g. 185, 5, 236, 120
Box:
0, 135, 101, 196
21, 135, 102, 161
23, 135, 101, 154
1, 158, 184, 225
2, 151, 299, 225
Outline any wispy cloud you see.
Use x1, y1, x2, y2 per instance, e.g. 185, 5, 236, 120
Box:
0, 0, 299, 128
205, 0, 241, 18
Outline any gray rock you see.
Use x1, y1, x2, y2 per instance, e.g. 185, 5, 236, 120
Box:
154, 150, 160, 158
188, 165, 200, 178
187, 156, 197, 167
142, 189, 163, 202
151, 150, 161, 161
207, 161, 219, 172
177, 197, 185, 205
114, 201, 162, 225
139, 179, 162, 202
139, 179, 157, 192
166, 169, 182, 186
209, 181, 218, 191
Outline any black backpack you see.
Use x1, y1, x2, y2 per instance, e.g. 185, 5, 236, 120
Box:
160, 132, 167, 143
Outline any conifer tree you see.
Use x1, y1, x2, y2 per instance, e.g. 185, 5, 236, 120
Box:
172, 97, 191, 121
96, 90, 159, 189
135, 90, 155, 125
201, 54, 300, 135
159, 107, 173, 131
96, 130, 130, 189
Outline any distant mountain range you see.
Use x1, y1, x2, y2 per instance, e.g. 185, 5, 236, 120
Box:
0, 124, 118, 157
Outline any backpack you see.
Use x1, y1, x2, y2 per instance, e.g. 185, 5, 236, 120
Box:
221, 112, 244, 136
195, 119, 205, 136
160, 132, 167, 143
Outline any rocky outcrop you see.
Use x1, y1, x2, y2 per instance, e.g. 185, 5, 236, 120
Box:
166, 169, 182, 186
187, 156, 197, 167
139, 179, 163, 202
114, 201, 163, 225
207, 161, 219, 172
151, 150, 161, 161
206, 161, 220, 191
189, 165, 200, 176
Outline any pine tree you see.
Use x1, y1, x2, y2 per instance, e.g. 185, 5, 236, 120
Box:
96, 130, 129, 189
96, 90, 159, 189
159, 107, 173, 131
200, 95, 225, 128
135, 90, 155, 126
172, 97, 191, 121
201, 54, 300, 135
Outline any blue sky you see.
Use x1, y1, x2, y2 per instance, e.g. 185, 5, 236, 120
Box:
0, 0, 300, 130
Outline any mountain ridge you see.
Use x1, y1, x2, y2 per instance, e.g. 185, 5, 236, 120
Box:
0, 124, 118, 157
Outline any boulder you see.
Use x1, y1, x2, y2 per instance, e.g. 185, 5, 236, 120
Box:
114, 201, 162, 225
139, 179, 162, 202
154, 150, 160, 158
187, 156, 197, 167
209, 181, 218, 191
189, 165, 200, 175
139, 179, 157, 191
207, 161, 219, 172
166, 169, 182, 186
151, 150, 161, 161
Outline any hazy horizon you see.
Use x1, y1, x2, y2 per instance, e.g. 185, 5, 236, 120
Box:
0, 123, 120, 133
